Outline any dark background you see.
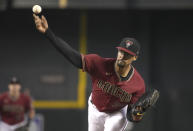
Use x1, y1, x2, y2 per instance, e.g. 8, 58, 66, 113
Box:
0, 0, 193, 130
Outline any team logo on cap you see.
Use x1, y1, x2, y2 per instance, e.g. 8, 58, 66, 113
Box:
125, 40, 133, 48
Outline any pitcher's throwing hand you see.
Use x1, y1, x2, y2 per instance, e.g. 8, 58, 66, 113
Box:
33, 14, 48, 33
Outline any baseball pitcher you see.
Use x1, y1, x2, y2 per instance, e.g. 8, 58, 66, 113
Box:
33, 14, 159, 131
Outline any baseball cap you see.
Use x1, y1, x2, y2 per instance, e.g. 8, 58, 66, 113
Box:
9, 77, 20, 84
116, 37, 140, 56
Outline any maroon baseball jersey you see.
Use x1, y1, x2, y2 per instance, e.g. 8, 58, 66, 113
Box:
0, 92, 32, 125
82, 54, 145, 112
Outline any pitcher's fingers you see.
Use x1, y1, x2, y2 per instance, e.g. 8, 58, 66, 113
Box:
41, 15, 47, 23
35, 20, 41, 25
33, 14, 41, 21
36, 23, 42, 29
33, 14, 38, 19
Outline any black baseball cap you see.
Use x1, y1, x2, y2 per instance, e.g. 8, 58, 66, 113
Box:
9, 77, 20, 84
116, 37, 140, 56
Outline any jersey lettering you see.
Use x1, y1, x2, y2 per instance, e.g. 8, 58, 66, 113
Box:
97, 80, 132, 103
2, 105, 24, 113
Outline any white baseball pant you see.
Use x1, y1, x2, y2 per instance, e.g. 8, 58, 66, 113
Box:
88, 94, 133, 131
0, 120, 26, 131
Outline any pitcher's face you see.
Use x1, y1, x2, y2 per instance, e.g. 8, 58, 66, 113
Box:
8, 83, 21, 94
116, 50, 137, 68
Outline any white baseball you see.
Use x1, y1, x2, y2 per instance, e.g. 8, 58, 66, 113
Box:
32, 5, 42, 14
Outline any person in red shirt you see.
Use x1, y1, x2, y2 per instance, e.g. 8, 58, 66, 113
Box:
0, 77, 35, 131
33, 14, 145, 131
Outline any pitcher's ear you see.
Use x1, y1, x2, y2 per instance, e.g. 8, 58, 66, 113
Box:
133, 56, 138, 61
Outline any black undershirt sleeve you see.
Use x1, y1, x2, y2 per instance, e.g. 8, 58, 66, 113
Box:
45, 28, 82, 69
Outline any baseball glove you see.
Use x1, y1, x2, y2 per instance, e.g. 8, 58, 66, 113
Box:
127, 88, 160, 122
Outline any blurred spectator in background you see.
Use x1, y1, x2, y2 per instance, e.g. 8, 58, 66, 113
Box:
0, 77, 35, 131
